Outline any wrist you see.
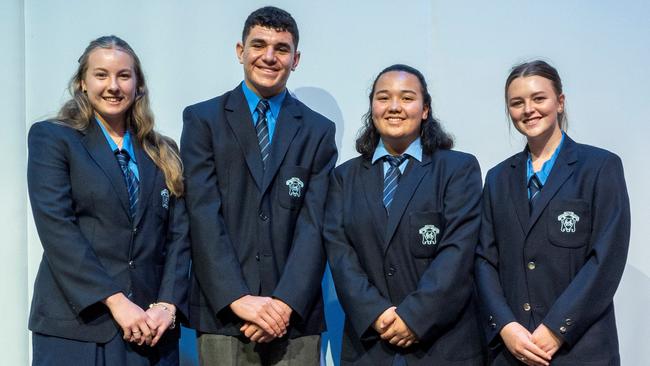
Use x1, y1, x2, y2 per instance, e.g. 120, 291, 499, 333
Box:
149, 302, 177, 329
103, 292, 127, 308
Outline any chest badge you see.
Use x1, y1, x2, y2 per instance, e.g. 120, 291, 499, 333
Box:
285, 177, 304, 198
161, 188, 170, 209
418, 224, 440, 245
557, 211, 579, 232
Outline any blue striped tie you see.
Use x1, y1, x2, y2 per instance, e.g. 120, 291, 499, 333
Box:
255, 100, 271, 168
383, 155, 407, 213
528, 174, 542, 213
115, 149, 139, 221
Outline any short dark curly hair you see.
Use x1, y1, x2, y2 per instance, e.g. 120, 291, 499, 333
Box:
242, 6, 299, 48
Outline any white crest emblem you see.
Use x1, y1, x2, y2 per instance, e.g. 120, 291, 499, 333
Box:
557, 211, 579, 232
418, 224, 440, 246
285, 177, 304, 198
161, 189, 170, 209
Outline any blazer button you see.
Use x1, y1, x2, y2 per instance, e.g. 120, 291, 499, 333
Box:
527, 261, 536, 270
490, 322, 497, 329
128, 260, 135, 269
259, 212, 268, 221
488, 315, 494, 322
255, 253, 260, 261
132, 227, 138, 234
559, 326, 567, 334
523, 303, 531, 312
565, 318, 573, 326
387, 267, 396, 276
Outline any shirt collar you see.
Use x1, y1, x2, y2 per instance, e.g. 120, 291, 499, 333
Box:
95, 116, 137, 163
372, 137, 423, 164
526, 132, 564, 181
241, 81, 286, 119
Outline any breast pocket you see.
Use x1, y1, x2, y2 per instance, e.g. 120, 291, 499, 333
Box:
547, 199, 591, 248
409, 211, 445, 258
277, 166, 309, 210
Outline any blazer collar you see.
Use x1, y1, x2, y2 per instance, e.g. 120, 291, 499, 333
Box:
383, 153, 432, 252
508, 135, 579, 236
80, 120, 131, 219
132, 138, 157, 227
261, 93, 302, 194
224, 85, 303, 193
361, 157, 388, 249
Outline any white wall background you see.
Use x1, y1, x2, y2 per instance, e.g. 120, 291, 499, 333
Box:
3, 0, 647, 364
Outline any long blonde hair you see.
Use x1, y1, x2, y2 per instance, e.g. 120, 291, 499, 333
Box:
57, 35, 183, 196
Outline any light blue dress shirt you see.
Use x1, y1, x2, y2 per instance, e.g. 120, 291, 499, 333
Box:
95, 117, 139, 180
241, 81, 286, 144
526, 132, 565, 197
372, 137, 423, 176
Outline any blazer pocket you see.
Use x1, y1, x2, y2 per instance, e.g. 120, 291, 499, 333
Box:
547, 199, 590, 248
277, 166, 309, 210
409, 211, 445, 258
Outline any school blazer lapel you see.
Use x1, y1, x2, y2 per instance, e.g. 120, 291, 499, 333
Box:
526, 136, 578, 234
384, 155, 431, 253
361, 158, 388, 249
80, 121, 130, 218
224, 86, 264, 191
508, 152, 529, 236
132, 142, 157, 227
261, 94, 302, 194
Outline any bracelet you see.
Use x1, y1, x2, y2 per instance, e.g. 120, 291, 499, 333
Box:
149, 302, 176, 329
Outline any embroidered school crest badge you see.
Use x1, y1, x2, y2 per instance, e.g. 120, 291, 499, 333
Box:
161, 189, 170, 209
285, 177, 304, 198
557, 211, 579, 232
418, 224, 440, 245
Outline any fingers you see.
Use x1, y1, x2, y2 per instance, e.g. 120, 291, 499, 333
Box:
230, 296, 287, 337
249, 328, 266, 343
390, 335, 415, 347
242, 323, 275, 343
270, 300, 291, 326
373, 307, 397, 334
519, 347, 550, 366
257, 315, 282, 337
150, 322, 169, 347
243, 323, 258, 338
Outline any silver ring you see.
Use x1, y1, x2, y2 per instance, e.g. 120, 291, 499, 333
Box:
519, 356, 526, 361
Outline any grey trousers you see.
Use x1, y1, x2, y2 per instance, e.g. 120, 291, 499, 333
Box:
197, 333, 320, 366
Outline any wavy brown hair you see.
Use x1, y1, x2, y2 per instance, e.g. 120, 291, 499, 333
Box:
57, 35, 183, 196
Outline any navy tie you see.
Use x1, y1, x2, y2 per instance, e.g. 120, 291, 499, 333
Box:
528, 174, 542, 213
255, 100, 271, 168
115, 149, 139, 221
383, 155, 408, 213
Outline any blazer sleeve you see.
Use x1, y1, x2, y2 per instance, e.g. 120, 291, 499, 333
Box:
156, 193, 191, 321
474, 171, 517, 344
27, 122, 122, 315
323, 168, 393, 339
272, 123, 338, 320
396, 154, 483, 342
541, 154, 630, 346
181, 106, 251, 314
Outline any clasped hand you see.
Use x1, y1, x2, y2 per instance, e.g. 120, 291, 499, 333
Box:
373, 306, 418, 348
104, 293, 175, 347
500, 322, 562, 366
230, 295, 292, 343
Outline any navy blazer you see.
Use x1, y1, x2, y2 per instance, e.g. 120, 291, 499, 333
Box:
27, 120, 190, 344
324, 149, 486, 366
180, 85, 337, 337
475, 135, 630, 365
